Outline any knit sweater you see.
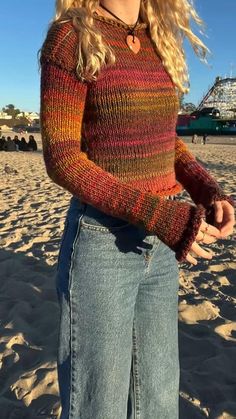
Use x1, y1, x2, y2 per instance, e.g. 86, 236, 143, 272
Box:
40, 14, 233, 261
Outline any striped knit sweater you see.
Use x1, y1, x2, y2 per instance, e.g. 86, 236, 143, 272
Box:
40, 14, 233, 261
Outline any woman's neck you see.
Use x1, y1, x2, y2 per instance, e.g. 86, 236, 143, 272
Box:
98, 0, 141, 25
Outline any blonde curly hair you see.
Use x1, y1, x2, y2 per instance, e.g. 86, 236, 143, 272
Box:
46, 0, 208, 93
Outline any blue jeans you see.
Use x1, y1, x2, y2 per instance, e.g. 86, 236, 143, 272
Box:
56, 196, 180, 419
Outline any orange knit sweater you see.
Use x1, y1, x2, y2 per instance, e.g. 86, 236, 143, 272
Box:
40, 15, 233, 261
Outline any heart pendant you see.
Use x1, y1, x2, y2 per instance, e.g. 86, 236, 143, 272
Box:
126, 35, 141, 54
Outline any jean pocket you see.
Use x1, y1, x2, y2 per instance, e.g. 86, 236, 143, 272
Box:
80, 204, 131, 233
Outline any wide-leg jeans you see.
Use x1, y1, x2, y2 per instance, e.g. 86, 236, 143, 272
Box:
55, 196, 180, 419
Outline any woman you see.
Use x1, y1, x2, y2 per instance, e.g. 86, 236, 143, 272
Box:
40, 1, 235, 418
28, 134, 38, 151
19, 137, 28, 151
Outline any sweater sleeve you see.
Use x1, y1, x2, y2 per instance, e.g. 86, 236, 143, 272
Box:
39, 24, 205, 262
174, 137, 235, 216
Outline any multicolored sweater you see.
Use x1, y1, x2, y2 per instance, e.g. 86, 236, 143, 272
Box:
40, 13, 233, 261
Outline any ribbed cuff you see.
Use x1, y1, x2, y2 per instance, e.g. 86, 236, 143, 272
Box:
174, 204, 205, 262
199, 186, 235, 209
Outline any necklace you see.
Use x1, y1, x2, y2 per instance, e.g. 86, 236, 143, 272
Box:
98, 4, 141, 54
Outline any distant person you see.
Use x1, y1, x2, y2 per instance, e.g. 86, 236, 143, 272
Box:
13, 135, 21, 151
4, 136, 16, 152
192, 133, 198, 144
0, 136, 7, 151
203, 133, 208, 145
19, 137, 29, 151
28, 135, 38, 151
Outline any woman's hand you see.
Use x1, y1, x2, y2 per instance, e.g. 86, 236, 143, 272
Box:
186, 200, 235, 265
186, 219, 221, 265
213, 200, 235, 237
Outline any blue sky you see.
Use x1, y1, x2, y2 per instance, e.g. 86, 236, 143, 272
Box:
0, 0, 235, 112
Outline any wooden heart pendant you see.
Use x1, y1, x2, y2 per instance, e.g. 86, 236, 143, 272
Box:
126, 35, 141, 54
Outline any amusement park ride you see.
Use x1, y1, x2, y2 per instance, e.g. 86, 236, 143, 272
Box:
176, 77, 236, 135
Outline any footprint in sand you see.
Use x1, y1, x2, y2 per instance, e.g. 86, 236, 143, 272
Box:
215, 322, 236, 342
179, 300, 221, 324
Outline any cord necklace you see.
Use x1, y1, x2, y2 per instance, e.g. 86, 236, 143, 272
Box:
98, 3, 141, 54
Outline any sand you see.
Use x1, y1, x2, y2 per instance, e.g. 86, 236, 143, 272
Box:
0, 132, 235, 418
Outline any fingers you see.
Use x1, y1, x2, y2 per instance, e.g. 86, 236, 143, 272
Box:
186, 253, 197, 266
186, 200, 235, 266
220, 223, 234, 237
200, 219, 221, 239
220, 213, 235, 237
195, 230, 217, 244
214, 201, 223, 223
191, 241, 213, 259
214, 200, 235, 237
186, 240, 214, 266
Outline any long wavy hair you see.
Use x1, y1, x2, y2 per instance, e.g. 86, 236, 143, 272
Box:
44, 0, 208, 93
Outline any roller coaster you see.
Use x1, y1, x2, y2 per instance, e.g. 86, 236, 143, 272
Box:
177, 77, 236, 135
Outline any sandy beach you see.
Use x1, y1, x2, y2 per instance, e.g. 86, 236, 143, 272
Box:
0, 132, 235, 418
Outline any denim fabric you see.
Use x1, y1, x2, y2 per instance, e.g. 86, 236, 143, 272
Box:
55, 196, 180, 419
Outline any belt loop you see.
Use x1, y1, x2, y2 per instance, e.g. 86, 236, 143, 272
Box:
71, 195, 87, 212
80, 199, 88, 215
